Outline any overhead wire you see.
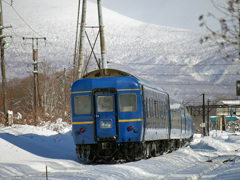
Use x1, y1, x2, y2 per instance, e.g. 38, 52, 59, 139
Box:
3, 0, 44, 37
153, 82, 235, 86
109, 61, 239, 78
138, 73, 240, 76
182, 94, 203, 105
126, 62, 240, 66
5, 62, 30, 75
4, 34, 32, 69
3, 1, 48, 76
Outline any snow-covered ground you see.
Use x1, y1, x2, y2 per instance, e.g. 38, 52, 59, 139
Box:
0, 121, 239, 179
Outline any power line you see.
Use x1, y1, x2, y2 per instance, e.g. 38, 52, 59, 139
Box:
184, 94, 204, 104
5, 36, 32, 64
3, 0, 43, 37
153, 82, 234, 86
6, 28, 38, 65
126, 62, 240, 67
137, 73, 240, 76
4, 62, 29, 75
5, 26, 22, 38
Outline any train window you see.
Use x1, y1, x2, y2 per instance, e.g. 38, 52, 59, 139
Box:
97, 95, 114, 112
74, 96, 91, 114
165, 97, 168, 115
152, 99, 154, 118
148, 98, 151, 117
165, 104, 168, 120
119, 93, 137, 112
145, 98, 149, 117
150, 99, 153, 118
163, 101, 166, 119
160, 101, 163, 119
154, 100, 157, 118
147, 98, 150, 118
158, 101, 161, 118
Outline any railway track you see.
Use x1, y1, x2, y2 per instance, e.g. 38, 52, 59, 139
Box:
158, 153, 240, 180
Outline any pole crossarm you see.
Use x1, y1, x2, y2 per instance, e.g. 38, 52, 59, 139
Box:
0, 25, 12, 30
0, 35, 12, 38
23, 37, 46, 40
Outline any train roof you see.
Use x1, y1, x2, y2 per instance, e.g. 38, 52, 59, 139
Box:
83, 69, 166, 93
79, 69, 184, 107
83, 69, 135, 79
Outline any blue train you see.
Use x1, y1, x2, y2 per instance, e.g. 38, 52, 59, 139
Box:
71, 69, 193, 162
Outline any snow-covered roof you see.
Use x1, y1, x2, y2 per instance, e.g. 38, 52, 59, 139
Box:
221, 100, 240, 105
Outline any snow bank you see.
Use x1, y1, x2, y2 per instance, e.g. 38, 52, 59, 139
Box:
0, 124, 239, 179
41, 118, 71, 134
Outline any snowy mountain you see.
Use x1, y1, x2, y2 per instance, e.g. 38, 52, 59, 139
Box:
3, 0, 239, 102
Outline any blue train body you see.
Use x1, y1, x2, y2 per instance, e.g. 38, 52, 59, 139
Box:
71, 69, 193, 162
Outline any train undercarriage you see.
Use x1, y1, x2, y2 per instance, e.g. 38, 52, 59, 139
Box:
76, 137, 193, 163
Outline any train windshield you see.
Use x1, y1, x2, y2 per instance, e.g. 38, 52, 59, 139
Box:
74, 95, 91, 114
119, 93, 137, 112
97, 95, 114, 112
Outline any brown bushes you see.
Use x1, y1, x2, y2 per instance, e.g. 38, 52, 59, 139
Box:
0, 69, 72, 125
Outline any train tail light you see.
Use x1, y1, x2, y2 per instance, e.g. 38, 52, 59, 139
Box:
80, 128, 85, 133
128, 126, 133, 131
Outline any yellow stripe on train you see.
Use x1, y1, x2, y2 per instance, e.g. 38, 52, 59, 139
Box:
72, 121, 93, 125
119, 119, 143, 122
117, 89, 140, 91
71, 91, 92, 94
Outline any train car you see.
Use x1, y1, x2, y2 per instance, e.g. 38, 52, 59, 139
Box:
71, 69, 193, 162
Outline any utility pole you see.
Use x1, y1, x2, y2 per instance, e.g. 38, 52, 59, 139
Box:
23, 37, 46, 126
73, 0, 81, 82
77, 0, 87, 79
207, 99, 210, 136
238, 2, 239, 60
75, 0, 107, 79
202, 93, 206, 136
64, 67, 67, 112
0, 0, 12, 126
97, 0, 107, 71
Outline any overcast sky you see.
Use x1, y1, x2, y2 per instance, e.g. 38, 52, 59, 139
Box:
89, 0, 223, 31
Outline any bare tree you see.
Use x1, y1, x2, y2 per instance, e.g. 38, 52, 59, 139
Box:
199, 0, 239, 61
0, 62, 72, 125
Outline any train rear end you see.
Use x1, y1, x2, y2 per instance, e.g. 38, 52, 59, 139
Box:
71, 75, 143, 162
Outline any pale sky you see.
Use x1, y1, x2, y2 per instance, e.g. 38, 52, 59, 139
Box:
89, 0, 223, 31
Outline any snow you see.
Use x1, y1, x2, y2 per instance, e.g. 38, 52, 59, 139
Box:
0, 122, 239, 179
3, 0, 239, 101
1, 1, 240, 177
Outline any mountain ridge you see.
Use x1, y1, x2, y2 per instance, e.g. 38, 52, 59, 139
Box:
3, 0, 239, 101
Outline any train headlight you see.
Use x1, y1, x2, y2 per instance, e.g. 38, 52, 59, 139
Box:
80, 128, 85, 132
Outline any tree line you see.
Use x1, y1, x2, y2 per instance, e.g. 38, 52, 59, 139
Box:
0, 63, 72, 125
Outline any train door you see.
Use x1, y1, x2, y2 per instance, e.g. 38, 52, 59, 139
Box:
93, 88, 118, 141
